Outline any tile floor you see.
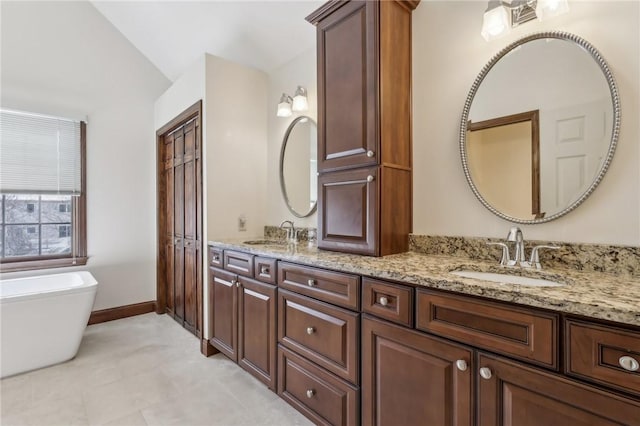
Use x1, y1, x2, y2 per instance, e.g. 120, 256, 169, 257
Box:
0, 313, 313, 426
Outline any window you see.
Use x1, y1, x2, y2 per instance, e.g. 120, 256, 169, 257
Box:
0, 109, 87, 272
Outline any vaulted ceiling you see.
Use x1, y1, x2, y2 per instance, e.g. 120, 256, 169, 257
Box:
91, 1, 323, 82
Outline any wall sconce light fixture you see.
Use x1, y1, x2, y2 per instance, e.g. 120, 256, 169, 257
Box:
481, 0, 569, 41
277, 93, 293, 117
277, 86, 309, 117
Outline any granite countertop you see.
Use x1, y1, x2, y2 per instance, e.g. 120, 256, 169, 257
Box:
208, 239, 640, 327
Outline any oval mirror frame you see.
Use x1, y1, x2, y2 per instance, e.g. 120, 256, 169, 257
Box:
279, 115, 318, 218
460, 31, 620, 224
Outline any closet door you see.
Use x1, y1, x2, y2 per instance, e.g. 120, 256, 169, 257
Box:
157, 102, 202, 337
163, 134, 175, 317
182, 118, 200, 334
173, 127, 186, 324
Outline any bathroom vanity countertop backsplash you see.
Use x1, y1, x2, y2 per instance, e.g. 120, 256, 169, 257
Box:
209, 239, 640, 327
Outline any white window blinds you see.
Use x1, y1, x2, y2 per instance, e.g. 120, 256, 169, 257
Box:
0, 109, 82, 195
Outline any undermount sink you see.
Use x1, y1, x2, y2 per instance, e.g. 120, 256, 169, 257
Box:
243, 239, 286, 246
451, 270, 564, 287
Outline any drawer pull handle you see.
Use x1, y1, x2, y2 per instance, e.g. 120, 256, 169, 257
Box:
307, 279, 316, 287
306, 389, 315, 399
260, 266, 269, 274
479, 367, 492, 380
456, 360, 468, 372
306, 327, 315, 335
212, 255, 220, 261
619, 356, 639, 372
379, 296, 389, 306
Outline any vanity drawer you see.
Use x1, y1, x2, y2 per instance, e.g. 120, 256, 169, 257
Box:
278, 345, 359, 426
278, 289, 359, 383
223, 250, 254, 278
362, 278, 413, 327
254, 257, 277, 285
278, 262, 360, 310
416, 289, 558, 369
566, 320, 640, 396
208, 246, 223, 267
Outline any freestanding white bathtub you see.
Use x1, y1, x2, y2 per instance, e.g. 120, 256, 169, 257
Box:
0, 271, 98, 378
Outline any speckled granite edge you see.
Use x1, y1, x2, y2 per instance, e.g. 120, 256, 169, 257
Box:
410, 234, 640, 278
209, 239, 640, 327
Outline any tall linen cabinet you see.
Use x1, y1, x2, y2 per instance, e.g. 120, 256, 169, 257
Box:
307, 0, 419, 256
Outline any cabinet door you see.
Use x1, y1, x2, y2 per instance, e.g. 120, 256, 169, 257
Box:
362, 316, 473, 426
318, 166, 378, 255
478, 353, 640, 425
316, 0, 378, 172
237, 276, 277, 390
209, 267, 238, 361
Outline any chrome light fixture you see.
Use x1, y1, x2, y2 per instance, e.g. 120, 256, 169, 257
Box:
481, 1, 511, 41
277, 93, 293, 117
481, 0, 569, 41
536, 0, 570, 20
277, 86, 309, 117
292, 86, 309, 112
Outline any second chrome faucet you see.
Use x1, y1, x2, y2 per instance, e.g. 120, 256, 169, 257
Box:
488, 227, 559, 269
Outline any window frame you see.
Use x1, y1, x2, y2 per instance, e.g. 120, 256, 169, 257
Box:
0, 122, 87, 272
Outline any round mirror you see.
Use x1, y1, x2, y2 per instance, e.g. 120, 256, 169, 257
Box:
460, 32, 620, 224
280, 116, 318, 218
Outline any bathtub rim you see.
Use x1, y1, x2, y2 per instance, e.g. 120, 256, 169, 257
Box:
0, 271, 98, 304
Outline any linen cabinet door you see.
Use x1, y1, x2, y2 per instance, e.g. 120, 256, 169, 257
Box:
362, 316, 473, 426
477, 353, 640, 425
237, 276, 277, 390
315, 0, 378, 172
209, 267, 238, 361
318, 166, 378, 256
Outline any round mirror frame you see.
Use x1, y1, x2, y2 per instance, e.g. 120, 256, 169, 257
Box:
279, 115, 318, 218
459, 31, 621, 224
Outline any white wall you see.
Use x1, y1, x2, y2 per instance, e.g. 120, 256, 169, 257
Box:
267, 48, 318, 228
413, 1, 640, 245
1, 1, 171, 309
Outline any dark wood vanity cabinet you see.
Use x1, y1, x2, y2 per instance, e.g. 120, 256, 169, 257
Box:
362, 316, 473, 426
276, 262, 361, 426
208, 251, 277, 390
477, 353, 640, 425
307, 0, 417, 256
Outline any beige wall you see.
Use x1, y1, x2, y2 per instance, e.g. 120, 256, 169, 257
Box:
413, 1, 640, 245
1, 1, 171, 310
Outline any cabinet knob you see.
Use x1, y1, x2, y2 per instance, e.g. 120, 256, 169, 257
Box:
212, 255, 220, 261
306, 389, 315, 399
366, 175, 374, 183
366, 150, 375, 158
235, 280, 240, 288
306, 326, 315, 335
260, 265, 269, 274
379, 296, 389, 306
479, 367, 492, 380
619, 356, 639, 372
307, 279, 316, 287
174, 238, 180, 245
456, 359, 468, 372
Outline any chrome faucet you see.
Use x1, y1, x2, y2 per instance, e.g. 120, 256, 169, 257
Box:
279, 220, 298, 244
507, 226, 526, 265
487, 227, 560, 269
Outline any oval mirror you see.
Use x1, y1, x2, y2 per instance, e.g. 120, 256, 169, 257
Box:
280, 116, 318, 218
460, 32, 620, 224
